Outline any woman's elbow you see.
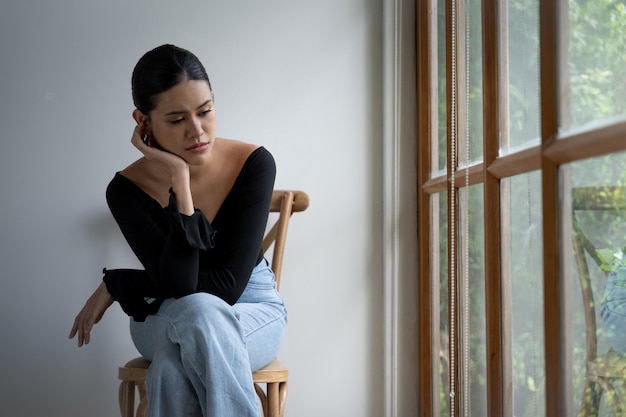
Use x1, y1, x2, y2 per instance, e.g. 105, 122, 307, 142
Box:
158, 273, 197, 299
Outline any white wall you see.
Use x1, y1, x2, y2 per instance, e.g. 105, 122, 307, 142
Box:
0, 1, 401, 416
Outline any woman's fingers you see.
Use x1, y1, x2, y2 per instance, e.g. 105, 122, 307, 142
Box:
69, 306, 95, 347
130, 124, 190, 177
69, 283, 113, 347
131, 123, 147, 149
68, 321, 78, 339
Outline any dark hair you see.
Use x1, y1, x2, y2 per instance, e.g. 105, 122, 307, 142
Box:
131, 44, 213, 114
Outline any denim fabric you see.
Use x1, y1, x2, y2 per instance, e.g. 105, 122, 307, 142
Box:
129, 258, 287, 417
600, 265, 626, 354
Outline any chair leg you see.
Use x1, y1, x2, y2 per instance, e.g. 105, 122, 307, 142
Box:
119, 381, 136, 417
265, 382, 280, 417
136, 381, 148, 417
254, 383, 268, 416
278, 381, 288, 417
256, 381, 288, 417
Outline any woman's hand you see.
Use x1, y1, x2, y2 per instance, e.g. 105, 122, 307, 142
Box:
69, 282, 114, 347
131, 123, 189, 179
131, 123, 195, 215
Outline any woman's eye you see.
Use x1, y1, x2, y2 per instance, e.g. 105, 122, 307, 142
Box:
169, 118, 184, 124
199, 109, 212, 117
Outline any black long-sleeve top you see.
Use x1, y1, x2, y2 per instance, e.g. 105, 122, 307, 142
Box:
103, 147, 276, 321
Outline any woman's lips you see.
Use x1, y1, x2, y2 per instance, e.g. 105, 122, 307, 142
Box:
185, 142, 209, 152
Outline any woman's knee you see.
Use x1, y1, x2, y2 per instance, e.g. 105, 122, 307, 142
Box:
163, 293, 242, 341
164, 293, 231, 319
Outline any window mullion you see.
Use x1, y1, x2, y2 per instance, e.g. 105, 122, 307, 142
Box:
481, 0, 505, 416
539, 0, 565, 416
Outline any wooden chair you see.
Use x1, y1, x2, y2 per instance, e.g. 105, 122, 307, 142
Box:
572, 186, 626, 417
117, 190, 309, 417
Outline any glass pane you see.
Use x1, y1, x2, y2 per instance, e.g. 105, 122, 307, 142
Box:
504, 172, 546, 416
435, 191, 450, 416
565, 151, 626, 416
564, 0, 626, 132
505, 0, 541, 152
464, 0, 483, 164
434, 0, 447, 175
458, 184, 487, 415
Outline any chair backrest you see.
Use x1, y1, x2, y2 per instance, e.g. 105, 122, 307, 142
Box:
262, 190, 309, 291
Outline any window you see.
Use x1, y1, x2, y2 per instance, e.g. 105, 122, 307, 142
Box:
416, 0, 626, 415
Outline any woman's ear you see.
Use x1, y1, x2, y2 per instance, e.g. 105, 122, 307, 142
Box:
132, 109, 151, 134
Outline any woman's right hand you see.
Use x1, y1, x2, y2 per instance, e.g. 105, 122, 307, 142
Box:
131, 122, 195, 215
131, 123, 190, 179
69, 282, 114, 347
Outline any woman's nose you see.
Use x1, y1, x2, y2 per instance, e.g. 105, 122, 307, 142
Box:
187, 117, 204, 138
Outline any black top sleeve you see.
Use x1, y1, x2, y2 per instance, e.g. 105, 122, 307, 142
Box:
103, 147, 276, 320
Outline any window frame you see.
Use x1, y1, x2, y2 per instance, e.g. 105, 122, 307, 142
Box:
416, 0, 626, 416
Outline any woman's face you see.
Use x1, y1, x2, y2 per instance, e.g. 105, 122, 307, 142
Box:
145, 79, 216, 165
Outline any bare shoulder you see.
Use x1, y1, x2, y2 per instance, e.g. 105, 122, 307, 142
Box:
216, 137, 259, 153
215, 137, 260, 162
118, 158, 149, 183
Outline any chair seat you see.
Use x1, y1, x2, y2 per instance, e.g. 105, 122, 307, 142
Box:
118, 357, 149, 383
119, 356, 287, 383
253, 358, 288, 383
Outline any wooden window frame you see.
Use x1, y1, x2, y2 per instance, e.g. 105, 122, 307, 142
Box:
416, 0, 626, 416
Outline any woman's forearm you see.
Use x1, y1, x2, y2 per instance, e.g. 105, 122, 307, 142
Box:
171, 170, 194, 216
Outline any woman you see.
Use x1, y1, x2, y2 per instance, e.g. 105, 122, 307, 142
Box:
69, 44, 287, 417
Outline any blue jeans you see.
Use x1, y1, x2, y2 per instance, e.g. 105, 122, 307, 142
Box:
129, 259, 287, 417
600, 265, 626, 354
